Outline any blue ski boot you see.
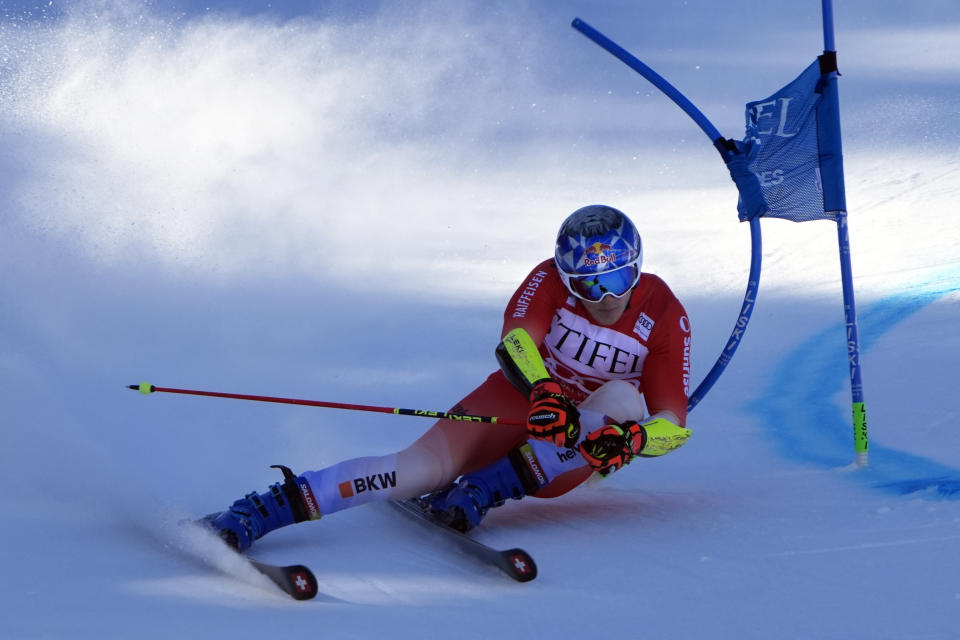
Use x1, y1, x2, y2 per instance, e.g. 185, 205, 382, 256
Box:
428, 447, 543, 532
201, 465, 321, 551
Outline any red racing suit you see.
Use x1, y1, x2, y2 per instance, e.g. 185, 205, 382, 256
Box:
425, 258, 691, 495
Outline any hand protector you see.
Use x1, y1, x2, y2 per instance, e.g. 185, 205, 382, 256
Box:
579, 417, 691, 475
526, 380, 581, 448
578, 421, 646, 476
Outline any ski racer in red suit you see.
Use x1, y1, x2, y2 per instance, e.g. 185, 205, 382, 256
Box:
202, 205, 693, 549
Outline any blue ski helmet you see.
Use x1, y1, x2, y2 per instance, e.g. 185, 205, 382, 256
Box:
554, 205, 642, 301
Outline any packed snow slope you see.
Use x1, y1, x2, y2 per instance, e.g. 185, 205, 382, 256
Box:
1, 1, 959, 638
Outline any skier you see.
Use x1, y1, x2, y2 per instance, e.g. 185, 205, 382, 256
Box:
202, 204, 693, 551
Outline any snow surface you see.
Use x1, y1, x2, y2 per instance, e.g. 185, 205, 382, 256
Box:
1, 1, 959, 638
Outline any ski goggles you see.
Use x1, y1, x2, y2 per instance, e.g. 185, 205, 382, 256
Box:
559, 261, 640, 302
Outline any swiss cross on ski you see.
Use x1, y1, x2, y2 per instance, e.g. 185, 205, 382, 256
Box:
293, 572, 311, 593
510, 553, 532, 577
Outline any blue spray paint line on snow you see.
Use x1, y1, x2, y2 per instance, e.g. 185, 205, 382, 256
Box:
749, 268, 960, 498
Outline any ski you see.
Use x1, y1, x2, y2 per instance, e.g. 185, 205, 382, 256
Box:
173, 519, 321, 601
388, 499, 537, 583
247, 558, 319, 601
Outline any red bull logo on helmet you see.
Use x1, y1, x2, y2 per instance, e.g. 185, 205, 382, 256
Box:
583, 242, 618, 267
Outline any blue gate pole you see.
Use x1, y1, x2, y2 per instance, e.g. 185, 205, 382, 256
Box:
821, 0, 869, 467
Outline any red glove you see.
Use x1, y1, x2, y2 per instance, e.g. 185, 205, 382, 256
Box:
578, 421, 646, 476
526, 380, 580, 448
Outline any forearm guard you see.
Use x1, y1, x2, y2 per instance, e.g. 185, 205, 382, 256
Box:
495, 328, 551, 396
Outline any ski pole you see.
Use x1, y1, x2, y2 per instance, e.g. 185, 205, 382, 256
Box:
127, 382, 524, 426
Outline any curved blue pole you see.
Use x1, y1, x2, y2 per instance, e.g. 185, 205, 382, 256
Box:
571, 19, 723, 145
687, 216, 761, 411
571, 18, 762, 412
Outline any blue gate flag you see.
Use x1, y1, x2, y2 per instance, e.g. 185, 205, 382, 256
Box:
733, 59, 846, 223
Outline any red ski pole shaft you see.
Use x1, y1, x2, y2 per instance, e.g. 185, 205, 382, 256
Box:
127, 382, 524, 426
